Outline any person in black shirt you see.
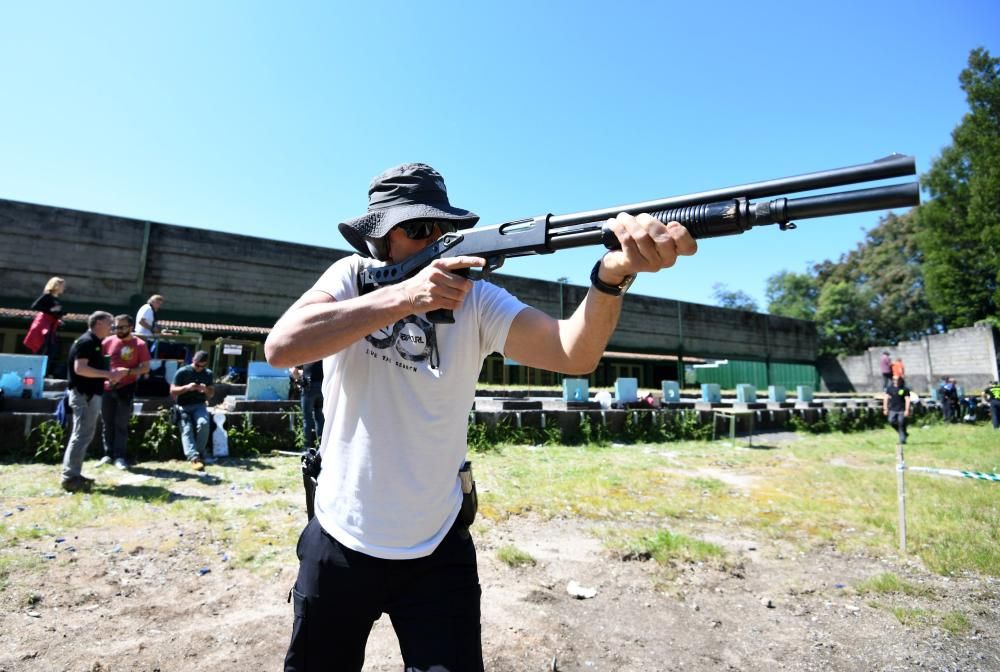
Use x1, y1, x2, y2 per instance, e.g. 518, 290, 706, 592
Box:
61, 311, 126, 492
882, 374, 912, 444
290, 361, 325, 449
23, 276, 66, 357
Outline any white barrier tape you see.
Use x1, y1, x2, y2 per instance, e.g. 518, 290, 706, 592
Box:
907, 466, 1000, 483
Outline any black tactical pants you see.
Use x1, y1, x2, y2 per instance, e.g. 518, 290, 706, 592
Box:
285, 516, 483, 672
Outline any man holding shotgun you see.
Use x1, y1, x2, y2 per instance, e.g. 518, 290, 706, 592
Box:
266, 162, 696, 671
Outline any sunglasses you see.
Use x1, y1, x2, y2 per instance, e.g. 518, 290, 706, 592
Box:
115, 324, 131, 331
396, 220, 439, 240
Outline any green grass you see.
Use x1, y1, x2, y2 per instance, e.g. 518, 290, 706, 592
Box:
939, 611, 972, 635
890, 605, 934, 627
0, 422, 998, 596
856, 572, 936, 598
610, 529, 725, 566
474, 422, 1000, 576
867, 602, 971, 634
0, 454, 305, 592
496, 544, 536, 568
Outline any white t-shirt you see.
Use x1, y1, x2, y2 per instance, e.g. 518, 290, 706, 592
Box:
312, 255, 527, 560
135, 304, 155, 337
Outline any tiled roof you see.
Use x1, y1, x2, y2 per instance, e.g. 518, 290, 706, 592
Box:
604, 350, 704, 363
0, 308, 271, 336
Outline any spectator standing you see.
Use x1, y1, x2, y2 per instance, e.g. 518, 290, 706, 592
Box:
170, 350, 214, 471
983, 380, 1000, 430
135, 294, 164, 338
891, 357, 905, 380
61, 312, 125, 492
23, 276, 66, 357
939, 377, 959, 423
878, 351, 892, 390
98, 315, 151, 470
290, 361, 325, 449
883, 374, 911, 444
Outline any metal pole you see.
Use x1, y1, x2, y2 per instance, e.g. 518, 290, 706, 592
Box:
896, 441, 907, 554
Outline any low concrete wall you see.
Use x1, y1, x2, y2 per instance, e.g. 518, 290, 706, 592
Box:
821, 324, 1000, 393
1, 400, 946, 460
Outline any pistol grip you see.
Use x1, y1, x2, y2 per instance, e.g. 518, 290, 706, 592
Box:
426, 266, 472, 324
428, 308, 455, 324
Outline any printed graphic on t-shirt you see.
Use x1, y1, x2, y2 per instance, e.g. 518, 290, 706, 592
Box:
119, 345, 135, 362
364, 315, 437, 370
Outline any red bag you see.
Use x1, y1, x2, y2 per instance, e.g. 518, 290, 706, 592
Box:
23, 312, 58, 354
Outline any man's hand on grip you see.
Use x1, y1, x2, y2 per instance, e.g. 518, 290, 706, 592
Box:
401, 256, 486, 314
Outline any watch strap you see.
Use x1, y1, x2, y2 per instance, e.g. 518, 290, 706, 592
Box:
590, 259, 635, 296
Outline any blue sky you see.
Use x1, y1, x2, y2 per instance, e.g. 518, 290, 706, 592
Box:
1, 0, 997, 310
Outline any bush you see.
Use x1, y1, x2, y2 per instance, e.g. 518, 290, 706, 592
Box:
468, 415, 562, 453
788, 407, 883, 435
468, 409, 713, 452
223, 414, 298, 457
132, 409, 180, 461
29, 420, 65, 463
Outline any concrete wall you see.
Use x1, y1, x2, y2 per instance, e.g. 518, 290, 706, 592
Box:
0, 198, 347, 326
478, 275, 817, 362
1, 197, 817, 361
820, 324, 1000, 393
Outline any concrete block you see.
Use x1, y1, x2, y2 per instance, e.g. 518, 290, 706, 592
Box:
562, 378, 589, 402
614, 378, 638, 403
661, 381, 681, 403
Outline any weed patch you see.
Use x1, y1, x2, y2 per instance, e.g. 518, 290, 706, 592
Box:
496, 544, 536, 568
856, 572, 936, 598
611, 529, 725, 566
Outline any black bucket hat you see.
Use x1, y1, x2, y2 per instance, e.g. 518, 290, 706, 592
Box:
338, 162, 479, 258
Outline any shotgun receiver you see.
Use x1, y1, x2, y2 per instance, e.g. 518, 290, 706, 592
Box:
358, 155, 920, 323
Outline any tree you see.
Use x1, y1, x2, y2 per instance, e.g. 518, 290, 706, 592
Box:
832, 212, 939, 342
765, 270, 819, 321
814, 281, 877, 356
914, 47, 1000, 327
766, 212, 939, 355
712, 283, 759, 312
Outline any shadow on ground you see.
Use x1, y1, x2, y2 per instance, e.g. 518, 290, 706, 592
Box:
95, 482, 210, 503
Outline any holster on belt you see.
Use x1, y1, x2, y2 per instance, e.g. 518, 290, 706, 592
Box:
458, 460, 477, 527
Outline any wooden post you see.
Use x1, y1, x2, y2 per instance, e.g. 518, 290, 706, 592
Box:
896, 441, 907, 553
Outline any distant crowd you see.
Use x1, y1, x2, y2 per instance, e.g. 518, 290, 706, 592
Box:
22, 278, 217, 491
877, 350, 1000, 442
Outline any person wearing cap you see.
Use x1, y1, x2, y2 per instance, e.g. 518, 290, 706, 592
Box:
938, 376, 958, 422
169, 350, 214, 471
266, 162, 697, 671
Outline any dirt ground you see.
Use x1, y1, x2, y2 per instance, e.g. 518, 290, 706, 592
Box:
2, 454, 999, 672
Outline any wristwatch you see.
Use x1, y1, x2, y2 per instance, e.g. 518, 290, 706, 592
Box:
590, 259, 635, 297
